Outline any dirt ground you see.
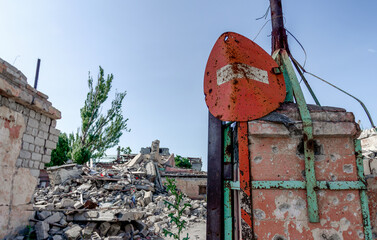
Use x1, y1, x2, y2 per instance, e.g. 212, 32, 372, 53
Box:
181, 221, 206, 240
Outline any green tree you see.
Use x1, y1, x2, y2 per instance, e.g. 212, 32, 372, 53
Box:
174, 155, 192, 169
46, 133, 70, 167
70, 66, 130, 163
117, 146, 132, 155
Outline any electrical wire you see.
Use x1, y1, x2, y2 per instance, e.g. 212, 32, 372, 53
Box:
290, 55, 376, 128
285, 28, 307, 68
256, 6, 270, 20
253, 20, 271, 41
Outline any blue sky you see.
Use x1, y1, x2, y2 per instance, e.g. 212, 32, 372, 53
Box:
1, 1, 377, 171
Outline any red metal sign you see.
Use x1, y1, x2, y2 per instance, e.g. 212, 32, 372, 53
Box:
204, 32, 286, 121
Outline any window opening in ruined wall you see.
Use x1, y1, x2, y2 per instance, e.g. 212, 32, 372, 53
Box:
199, 185, 207, 195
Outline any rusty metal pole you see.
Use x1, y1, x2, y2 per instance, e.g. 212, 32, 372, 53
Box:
270, 0, 289, 53
206, 112, 223, 240
270, 0, 294, 102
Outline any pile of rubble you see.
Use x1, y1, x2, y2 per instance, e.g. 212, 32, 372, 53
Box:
17, 141, 207, 240
359, 128, 377, 176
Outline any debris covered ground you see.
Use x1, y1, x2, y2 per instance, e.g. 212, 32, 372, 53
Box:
15, 142, 207, 240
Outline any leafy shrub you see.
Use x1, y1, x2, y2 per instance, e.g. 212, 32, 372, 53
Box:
163, 177, 191, 240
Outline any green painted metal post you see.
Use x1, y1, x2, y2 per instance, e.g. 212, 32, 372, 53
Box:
280, 50, 319, 223
355, 139, 372, 240
272, 50, 294, 102
224, 126, 233, 240
291, 58, 321, 106
252, 180, 366, 190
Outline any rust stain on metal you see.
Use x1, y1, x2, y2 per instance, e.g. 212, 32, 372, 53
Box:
204, 32, 286, 121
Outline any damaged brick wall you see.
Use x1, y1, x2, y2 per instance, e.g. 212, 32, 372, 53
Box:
0, 58, 61, 239
247, 103, 365, 239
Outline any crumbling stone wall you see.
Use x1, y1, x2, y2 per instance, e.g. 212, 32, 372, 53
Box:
0, 58, 61, 239
161, 176, 207, 200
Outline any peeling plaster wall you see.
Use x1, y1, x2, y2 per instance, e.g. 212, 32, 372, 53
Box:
246, 103, 365, 240
0, 58, 61, 239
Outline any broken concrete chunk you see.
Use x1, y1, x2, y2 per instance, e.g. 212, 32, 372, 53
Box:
117, 211, 145, 221
124, 223, 134, 233
77, 183, 91, 191
191, 203, 200, 210
48, 226, 63, 235
64, 224, 82, 240
143, 191, 153, 206
135, 220, 149, 237
52, 235, 64, 240
107, 223, 121, 236
60, 198, 75, 208
36, 211, 52, 220
59, 217, 68, 226
84, 211, 99, 218
156, 200, 165, 209
99, 222, 111, 236
82, 222, 97, 238
44, 212, 63, 224
73, 211, 115, 221
150, 140, 160, 156
35, 221, 49, 240
127, 153, 143, 167
74, 201, 83, 209
145, 162, 156, 181
91, 231, 101, 240
105, 237, 124, 240
50, 168, 82, 186
103, 183, 124, 191
100, 202, 113, 208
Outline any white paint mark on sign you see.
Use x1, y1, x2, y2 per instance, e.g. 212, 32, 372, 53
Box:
216, 63, 269, 86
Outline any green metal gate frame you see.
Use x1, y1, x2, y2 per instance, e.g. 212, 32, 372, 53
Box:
223, 50, 372, 239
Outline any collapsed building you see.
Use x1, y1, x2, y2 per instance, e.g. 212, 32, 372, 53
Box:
22, 149, 207, 240
96, 140, 207, 201
11, 142, 207, 239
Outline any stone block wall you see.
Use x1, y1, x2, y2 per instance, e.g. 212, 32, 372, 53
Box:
0, 58, 61, 239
